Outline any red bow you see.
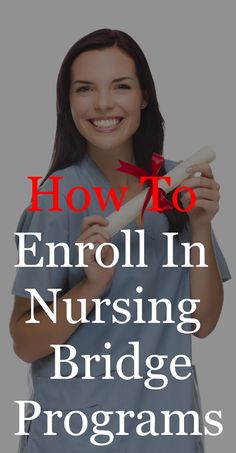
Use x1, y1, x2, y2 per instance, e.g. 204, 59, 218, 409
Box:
116, 153, 173, 219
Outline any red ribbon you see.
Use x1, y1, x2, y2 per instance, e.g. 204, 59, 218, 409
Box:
116, 153, 173, 219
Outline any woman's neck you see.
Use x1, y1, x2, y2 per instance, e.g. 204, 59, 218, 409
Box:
87, 141, 137, 188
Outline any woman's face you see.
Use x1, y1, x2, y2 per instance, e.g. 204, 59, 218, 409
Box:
69, 46, 146, 154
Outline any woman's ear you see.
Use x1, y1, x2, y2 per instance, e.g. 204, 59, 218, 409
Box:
140, 93, 148, 109
140, 101, 148, 109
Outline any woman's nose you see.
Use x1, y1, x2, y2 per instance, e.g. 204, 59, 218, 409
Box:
94, 90, 114, 111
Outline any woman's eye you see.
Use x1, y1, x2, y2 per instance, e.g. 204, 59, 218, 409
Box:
115, 84, 131, 90
76, 86, 92, 93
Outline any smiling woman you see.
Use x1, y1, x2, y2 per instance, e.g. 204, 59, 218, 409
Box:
69, 47, 146, 162
10, 28, 230, 453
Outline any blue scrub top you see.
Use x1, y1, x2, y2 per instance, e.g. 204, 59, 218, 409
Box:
12, 154, 231, 453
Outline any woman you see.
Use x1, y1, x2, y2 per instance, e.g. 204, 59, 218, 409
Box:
10, 29, 230, 453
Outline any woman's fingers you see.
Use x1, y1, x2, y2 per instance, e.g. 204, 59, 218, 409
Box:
186, 163, 214, 179
77, 216, 113, 267
81, 224, 111, 243
84, 235, 114, 267
85, 233, 109, 248
181, 187, 220, 203
183, 169, 220, 211
78, 216, 111, 245
182, 164, 220, 209
193, 199, 220, 213
184, 175, 219, 190
180, 163, 221, 226
80, 215, 109, 233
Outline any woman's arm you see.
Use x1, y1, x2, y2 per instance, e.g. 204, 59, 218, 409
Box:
10, 215, 115, 363
181, 163, 223, 338
10, 279, 100, 363
190, 223, 223, 338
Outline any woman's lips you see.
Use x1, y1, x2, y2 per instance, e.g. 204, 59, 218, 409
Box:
88, 117, 124, 132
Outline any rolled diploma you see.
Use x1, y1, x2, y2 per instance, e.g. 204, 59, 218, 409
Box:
106, 145, 216, 237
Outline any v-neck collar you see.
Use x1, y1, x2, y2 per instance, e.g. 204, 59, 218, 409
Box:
81, 153, 112, 190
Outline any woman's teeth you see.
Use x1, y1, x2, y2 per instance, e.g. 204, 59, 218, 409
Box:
90, 118, 122, 128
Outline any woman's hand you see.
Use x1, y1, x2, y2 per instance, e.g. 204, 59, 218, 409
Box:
180, 163, 223, 337
180, 163, 220, 229
76, 215, 116, 293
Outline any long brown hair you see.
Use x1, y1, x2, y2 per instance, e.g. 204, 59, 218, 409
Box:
45, 28, 188, 232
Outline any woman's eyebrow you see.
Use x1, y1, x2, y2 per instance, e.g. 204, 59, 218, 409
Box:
113, 77, 133, 82
72, 76, 133, 85
72, 80, 93, 85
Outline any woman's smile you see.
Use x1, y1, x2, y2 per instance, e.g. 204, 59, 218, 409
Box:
69, 47, 146, 155
88, 116, 124, 133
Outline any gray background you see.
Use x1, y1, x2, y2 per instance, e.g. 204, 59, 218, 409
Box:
0, 1, 235, 451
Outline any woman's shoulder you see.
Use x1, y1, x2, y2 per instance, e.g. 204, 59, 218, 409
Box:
15, 162, 86, 233
40, 161, 85, 198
